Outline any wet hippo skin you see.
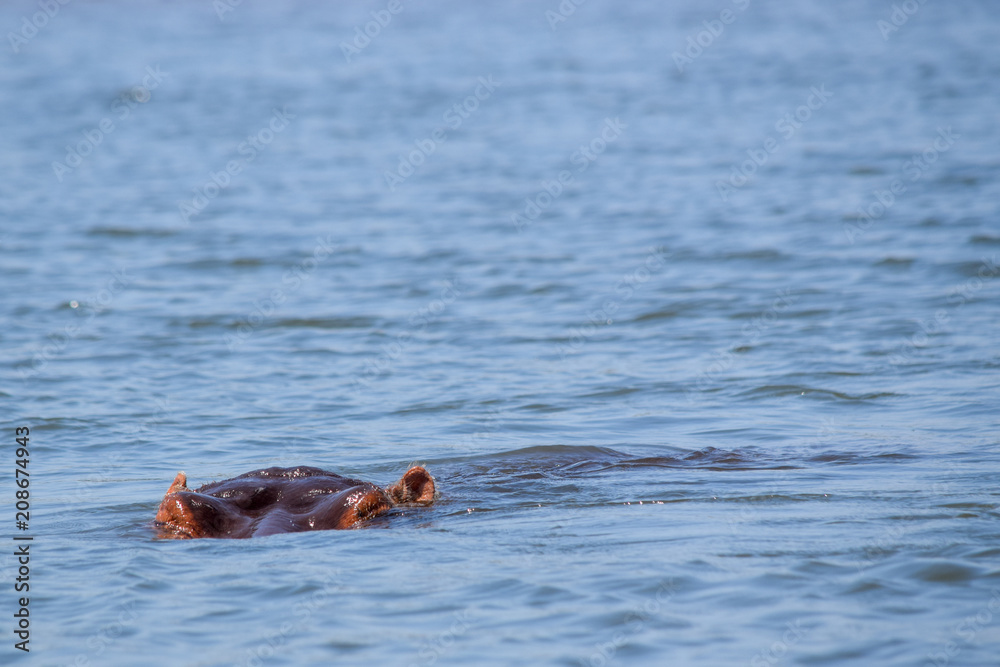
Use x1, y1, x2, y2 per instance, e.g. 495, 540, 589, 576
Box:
154, 465, 435, 539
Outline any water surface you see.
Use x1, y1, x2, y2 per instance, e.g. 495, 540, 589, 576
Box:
1, 1, 999, 665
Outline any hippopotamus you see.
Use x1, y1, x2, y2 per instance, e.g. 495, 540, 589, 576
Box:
153, 465, 435, 539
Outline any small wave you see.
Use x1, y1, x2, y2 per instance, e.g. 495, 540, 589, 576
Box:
739, 385, 900, 401
87, 226, 178, 238
948, 259, 997, 278
807, 451, 919, 465
849, 165, 884, 175
969, 234, 1000, 246
271, 317, 375, 329
893, 560, 981, 584
720, 249, 787, 261
875, 257, 915, 267
630, 308, 683, 323
179, 257, 266, 270
392, 401, 467, 415
430, 445, 800, 481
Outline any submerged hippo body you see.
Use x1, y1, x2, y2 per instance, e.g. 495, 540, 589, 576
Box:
154, 465, 435, 539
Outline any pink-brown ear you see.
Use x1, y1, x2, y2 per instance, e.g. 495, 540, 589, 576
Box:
387, 466, 435, 505
163, 471, 189, 496
155, 472, 199, 538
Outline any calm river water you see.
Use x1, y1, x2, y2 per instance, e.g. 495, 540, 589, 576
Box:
1, 1, 999, 665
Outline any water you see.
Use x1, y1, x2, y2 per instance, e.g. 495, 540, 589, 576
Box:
2, 0, 999, 664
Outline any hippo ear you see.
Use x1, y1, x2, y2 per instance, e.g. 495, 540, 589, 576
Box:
387, 466, 435, 505
164, 471, 189, 495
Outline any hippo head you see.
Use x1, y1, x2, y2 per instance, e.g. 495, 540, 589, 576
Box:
154, 465, 436, 539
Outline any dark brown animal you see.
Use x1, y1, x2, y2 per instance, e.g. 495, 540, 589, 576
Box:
154, 465, 435, 539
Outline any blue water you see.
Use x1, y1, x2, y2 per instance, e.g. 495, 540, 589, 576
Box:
2, 0, 999, 665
